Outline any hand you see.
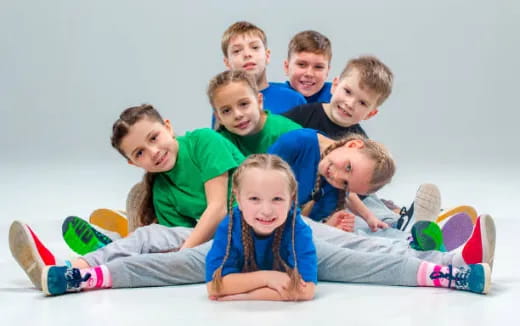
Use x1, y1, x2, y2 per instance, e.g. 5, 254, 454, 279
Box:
213, 293, 249, 301
366, 216, 389, 232
326, 211, 356, 232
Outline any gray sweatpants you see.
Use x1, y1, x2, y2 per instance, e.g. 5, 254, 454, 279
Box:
82, 218, 462, 289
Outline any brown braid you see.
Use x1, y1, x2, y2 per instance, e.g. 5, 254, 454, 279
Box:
241, 219, 258, 272
136, 172, 157, 226
211, 193, 237, 293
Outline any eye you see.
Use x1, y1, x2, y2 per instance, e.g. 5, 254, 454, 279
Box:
220, 108, 231, 115
239, 100, 250, 107
273, 196, 285, 202
252, 45, 260, 50
345, 163, 352, 172
135, 150, 143, 159
297, 62, 306, 68
232, 49, 241, 55
248, 196, 259, 201
344, 88, 351, 95
315, 65, 325, 70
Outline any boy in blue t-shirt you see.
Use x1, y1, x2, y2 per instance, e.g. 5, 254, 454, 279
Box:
220, 21, 306, 115
274, 30, 333, 104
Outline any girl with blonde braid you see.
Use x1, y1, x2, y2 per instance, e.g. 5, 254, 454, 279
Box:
206, 154, 317, 301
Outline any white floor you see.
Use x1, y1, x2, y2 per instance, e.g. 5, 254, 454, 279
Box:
1, 161, 519, 326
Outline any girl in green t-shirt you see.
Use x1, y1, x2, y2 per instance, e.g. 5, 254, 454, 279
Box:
208, 70, 301, 156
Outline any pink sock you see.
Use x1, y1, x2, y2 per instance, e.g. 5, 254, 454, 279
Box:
417, 262, 459, 288
79, 265, 113, 290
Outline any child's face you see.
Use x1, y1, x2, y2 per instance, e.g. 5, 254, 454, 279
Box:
317, 139, 375, 195
236, 168, 292, 236
224, 34, 271, 82
213, 81, 264, 136
327, 68, 379, 127
284, 51, 330, 97
120, 117, 178, 173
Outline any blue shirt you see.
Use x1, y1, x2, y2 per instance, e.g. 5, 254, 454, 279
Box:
205, 206, 317, 283
268, 128, 339, 221
273, 81, 332, 104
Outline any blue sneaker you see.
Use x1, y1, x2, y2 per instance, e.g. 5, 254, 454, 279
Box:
429, 263, 491, 294
42, 265, 91, 296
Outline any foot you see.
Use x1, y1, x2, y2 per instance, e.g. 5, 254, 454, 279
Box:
42, 265, 91, 296
429, 263, 491, 294
8, 221, 51, 289
462, 214, 496, 269
396, 183, 441, 231
62, 216, 113, 255
89, 208, 129, 237
410, 221, 445, 251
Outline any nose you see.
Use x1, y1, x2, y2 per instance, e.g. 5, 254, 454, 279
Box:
243, 48, 252, 58
304, 66, 313, 76
233, 108, 244, 120
260, 202, 274, 216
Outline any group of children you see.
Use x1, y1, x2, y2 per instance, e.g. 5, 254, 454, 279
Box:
9, 21, 496, 301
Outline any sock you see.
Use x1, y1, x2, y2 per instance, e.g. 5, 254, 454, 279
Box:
26, 225, 56, 265
79, 265, 113, 290
417, 261, 460, 288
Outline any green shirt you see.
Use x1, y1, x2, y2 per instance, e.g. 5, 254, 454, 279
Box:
219, 111, 301, 156
153, 128, 244, 227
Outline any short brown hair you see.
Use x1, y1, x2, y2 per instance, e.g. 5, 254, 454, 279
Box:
221, 21, 267, 57
288, 30, 332, 63
207, 70, 259, 109
339, 55, 394, 106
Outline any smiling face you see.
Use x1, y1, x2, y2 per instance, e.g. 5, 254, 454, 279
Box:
235, 167, 293, 236
212, 81, 264, 136
324, 68, 380, 127
284, 51, 330, 97
317, 140, 376, 195
224, 34, 270, 86
119, 117, 178, 173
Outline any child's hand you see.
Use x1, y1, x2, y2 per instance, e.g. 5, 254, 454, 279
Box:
326, 211, 355, 232
366, 216, 389, 232
214, 293, 248, 301
264, 271, 292, 299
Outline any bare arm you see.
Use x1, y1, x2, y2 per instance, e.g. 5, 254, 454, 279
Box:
346, 193, 388, 231
181, 172, 229, 249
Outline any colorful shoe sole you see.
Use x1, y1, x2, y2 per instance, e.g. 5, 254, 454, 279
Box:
62, 216, 112, 255
414, 184, 442, 223
89, 208, 129, 237
462, 214, 496, 269
436, 205, 477, 224
8, 221, 44, 289
410, 221, 445, 251
441, 212, 474, 251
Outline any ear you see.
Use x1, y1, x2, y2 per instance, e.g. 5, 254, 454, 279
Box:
223, 57, 231, 69
164, 119, 175, 136
364, 108, 379, 120
257, 92, 264, 110
345, 139, 365, 149
283, 59, 289, 75
331, 76, 340, 94
213, 110, 222, 123
265, 48, 271, 65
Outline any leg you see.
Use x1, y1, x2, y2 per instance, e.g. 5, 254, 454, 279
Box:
82, 224, 193, 266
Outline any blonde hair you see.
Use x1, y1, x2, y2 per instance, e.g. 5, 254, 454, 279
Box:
287, 30, 332, 63
301, 134, 395, 217
339, 55, 394, 106
211, 154, 303, 299
221, 21, 267, 57
207, 70, 259, 109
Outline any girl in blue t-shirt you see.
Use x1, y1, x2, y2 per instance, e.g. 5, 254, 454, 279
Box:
206, 154, 317, 301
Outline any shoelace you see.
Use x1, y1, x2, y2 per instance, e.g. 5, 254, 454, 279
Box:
430, 265, 470, 289
65, 268, 92, 290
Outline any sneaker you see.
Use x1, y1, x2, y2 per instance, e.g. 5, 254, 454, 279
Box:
410, 221, 445, 251
441, 212, 474, 251
62, 216, 113, 255
429, 263, 491, 294
89, 208, 129, 238
8, 221, 49, 289
436, 205, 477, 224
396, 184, 441, 231
462, 214, 496, 269
42, 265, 91, 296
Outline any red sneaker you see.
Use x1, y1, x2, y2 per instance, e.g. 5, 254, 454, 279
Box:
462, 214, 496, 269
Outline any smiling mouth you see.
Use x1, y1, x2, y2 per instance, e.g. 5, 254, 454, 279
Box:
299, 80, 315, 88
155, 151, 168, 166
243, 62, 256, 69
235, 121, 250, 130
256, 217, 276, 225
336, 105, 352, 118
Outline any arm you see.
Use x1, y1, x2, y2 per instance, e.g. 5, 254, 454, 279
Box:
215, 282, 315, 301
181, 172, 229, 248
207, 271, 315, 301
346, 193, 388, 232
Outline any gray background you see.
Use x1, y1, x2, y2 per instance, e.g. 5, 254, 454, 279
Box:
1, 0, 519, 220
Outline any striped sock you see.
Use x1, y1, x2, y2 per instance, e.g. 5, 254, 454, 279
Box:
79, 265, 113, 290
417, 262, 460, 288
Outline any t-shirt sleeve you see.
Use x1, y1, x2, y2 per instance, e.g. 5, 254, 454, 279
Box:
293, 215, 318, 283
191, 129, 244, 183
205, 216, 242, 282
267, 130, 299, 166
